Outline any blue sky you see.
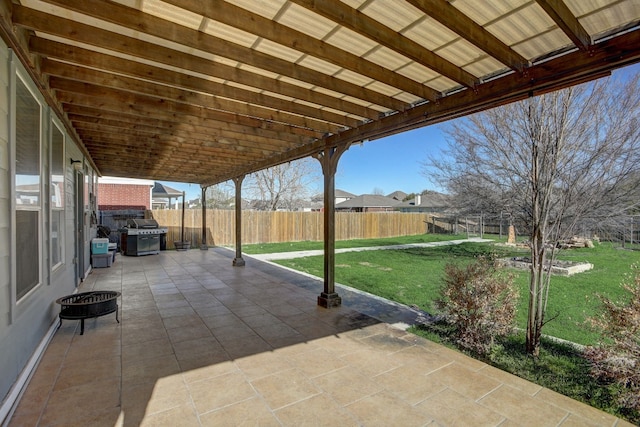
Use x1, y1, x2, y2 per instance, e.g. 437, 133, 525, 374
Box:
160, 62, 640, 202
335, 125, 446, 196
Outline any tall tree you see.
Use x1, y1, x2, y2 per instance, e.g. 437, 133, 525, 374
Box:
425, 73, 640, 356
245, 158, 320, 211
205, 183, 234, 209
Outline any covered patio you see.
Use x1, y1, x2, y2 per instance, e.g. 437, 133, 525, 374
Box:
9, 250, 632, 426
2, 1, 640, 424
2, 0, 638, 307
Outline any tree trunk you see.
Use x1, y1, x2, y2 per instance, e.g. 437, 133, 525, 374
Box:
526, 204, 551, 357
526, 231, 542, 357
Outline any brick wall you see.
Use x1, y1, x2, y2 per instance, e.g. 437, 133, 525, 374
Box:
98, 184, 151, 210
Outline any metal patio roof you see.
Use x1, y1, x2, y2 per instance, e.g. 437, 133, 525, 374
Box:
1, 0, 639, 186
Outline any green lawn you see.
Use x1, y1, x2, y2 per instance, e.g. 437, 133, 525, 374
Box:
518, 243, 639, 344
239, 233, 469, 254
272, 239, 640, 346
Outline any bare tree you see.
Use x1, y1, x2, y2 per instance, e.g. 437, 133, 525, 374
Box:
445, 174, 506, 216
425, 73, 640, 356
245, 158, 321, 211
205, 182, 234, 209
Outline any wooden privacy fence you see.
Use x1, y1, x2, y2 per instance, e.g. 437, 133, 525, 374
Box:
152, 209, 435, 248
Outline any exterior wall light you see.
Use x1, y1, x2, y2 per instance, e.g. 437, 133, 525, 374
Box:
70, 158, 83, 171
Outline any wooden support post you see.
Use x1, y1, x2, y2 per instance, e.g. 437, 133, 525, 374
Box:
314, 144, 350, 308
232, 175, 245, 266
181, 191, 186, 242
200, 186, 208, 250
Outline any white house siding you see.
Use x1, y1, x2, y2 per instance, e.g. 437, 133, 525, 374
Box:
0, 40, 87, 421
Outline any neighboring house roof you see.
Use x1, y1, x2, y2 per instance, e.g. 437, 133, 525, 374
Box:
386, 190, 408, 201
305, 200, 324, 210
312, 189, 357, 202
395, 191, 452, 210
152, 182, 184, 198
336, 189, 357, 199
336, 194, 401, 209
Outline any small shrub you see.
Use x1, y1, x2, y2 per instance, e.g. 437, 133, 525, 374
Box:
584, 264, 640, 413
436, 255, 519, 355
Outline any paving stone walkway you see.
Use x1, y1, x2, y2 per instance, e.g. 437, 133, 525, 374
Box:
247, 237, 493, 261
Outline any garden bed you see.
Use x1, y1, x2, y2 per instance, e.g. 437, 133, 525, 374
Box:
500, 256, 593, 276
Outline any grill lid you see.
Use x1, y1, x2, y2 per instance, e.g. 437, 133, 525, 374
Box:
127, 218, 159, 229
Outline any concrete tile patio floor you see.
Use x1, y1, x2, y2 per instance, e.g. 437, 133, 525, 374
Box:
8, 248, 633, 427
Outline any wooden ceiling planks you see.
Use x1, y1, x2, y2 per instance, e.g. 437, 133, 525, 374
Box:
0, 0, 638, 185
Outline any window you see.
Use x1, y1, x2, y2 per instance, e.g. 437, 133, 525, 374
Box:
51, 122, 65, 269
15, 75, 42, 300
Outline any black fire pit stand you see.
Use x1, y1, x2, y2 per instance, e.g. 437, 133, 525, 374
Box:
56, 291, 121, 335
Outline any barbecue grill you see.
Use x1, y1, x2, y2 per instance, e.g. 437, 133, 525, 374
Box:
125, 218, 167, 256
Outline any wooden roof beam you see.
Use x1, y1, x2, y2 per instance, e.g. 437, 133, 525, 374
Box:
71, 121, 287, 155
58, 100, 314, 151
86, 155, 223, 182
31, 39, 380, 124
289, 0, 478, 87
78, 146, 256, 169
20, 2, 408, 113
61, 104, 307, 150
67, 114, 281, 153
534, 0, 592, 50
74, 127, 277, 157
43, 64, 344, 134
405, 0, 530, 72
77, 132, 265, 162
63, 105, 287, 146
80, 138, 254, 179
14, 6, 405, 116
164, 0, 441, 101
49, 81, 320, 142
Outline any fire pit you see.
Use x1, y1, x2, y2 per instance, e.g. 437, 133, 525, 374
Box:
56, 291, 121, 335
